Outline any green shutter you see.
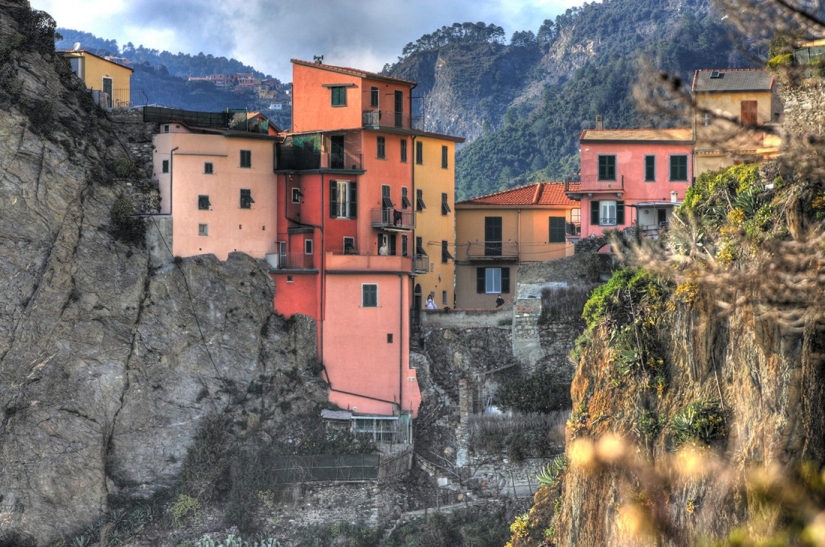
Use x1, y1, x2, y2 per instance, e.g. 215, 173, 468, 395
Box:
349, 182, 357, 218
617, 201, 625, 225
502, 268, 510, 294
591, 201, 599, 225
330, 180, 338, 218
549, 217, 566, 243
476, 268, 485, 294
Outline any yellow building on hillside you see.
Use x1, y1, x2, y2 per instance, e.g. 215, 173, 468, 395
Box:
454, 183, 580, 309
60, 49, 133, 108
412, 133, 463, 310
691, 68, 781, 176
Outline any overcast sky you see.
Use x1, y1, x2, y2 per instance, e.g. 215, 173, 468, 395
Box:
30, 0, 595, 81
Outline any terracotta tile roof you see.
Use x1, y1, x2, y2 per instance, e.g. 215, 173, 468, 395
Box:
457, 182, 579, 207
580, 128, 692, 142
691, 68, 774, 93
291, 59, 417, 86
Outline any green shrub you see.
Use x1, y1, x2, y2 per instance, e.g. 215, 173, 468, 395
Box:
537, 454, 567, 486
110, 197, 146, 247
669, 400, 727, 447
581, 268, 670, 332
496, 370, 571, 414
169, 494, 200, 527
179, 415, 229, 501
538, 285, 593, 325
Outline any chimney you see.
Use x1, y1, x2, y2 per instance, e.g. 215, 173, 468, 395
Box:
671, 191, 678, 203
596, 115, 603, 130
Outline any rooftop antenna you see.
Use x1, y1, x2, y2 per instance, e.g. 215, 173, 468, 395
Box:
72, 42, 81, 51
313, 55, 324, 64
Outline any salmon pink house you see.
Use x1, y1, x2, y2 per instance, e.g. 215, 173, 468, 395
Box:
566, 128, 693, 239
270, 60, 463, 434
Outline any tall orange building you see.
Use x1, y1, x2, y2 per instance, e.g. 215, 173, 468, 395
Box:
270, 60, 462, 432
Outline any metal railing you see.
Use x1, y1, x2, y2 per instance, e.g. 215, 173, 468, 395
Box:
573, 174, 624, 192
277, 147, 362, 171
362, 109, 423, 130
277, 252, 316, 270
371, 208, 414, 230
566, 222, 581, 236
465, 241, 519, 260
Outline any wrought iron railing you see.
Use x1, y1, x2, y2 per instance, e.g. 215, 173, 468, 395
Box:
465, 241, 519, 260
277, 252, 316, 270
575, 175, 624, 192
371, 208, 414, 230
362, 109, 423, 130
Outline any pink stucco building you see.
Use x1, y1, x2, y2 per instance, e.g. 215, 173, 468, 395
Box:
566, 128, 693, 239
152, 121, 280, 260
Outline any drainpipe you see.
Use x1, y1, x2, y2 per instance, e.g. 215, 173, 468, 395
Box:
319, 173, 325, 367
169, 146, 179, 215
399, 274, 404, 416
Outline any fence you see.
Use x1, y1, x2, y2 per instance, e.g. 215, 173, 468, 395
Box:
268, 454, 380, 483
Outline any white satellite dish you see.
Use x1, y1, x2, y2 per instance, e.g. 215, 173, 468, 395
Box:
72, 42, 81, 51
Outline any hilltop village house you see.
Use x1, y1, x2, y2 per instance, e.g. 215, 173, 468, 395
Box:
692, 68, 781, 174
566, 128, 694, 239
454, 183, 580, 309
59, 49, 133, 108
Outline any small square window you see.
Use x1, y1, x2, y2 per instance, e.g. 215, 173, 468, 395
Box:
292, 188, 302, 203
198, 223, 208, 236
162, 159, 169, 173
287, 275, 294, 283
162, 125, 170, 133
240, 150, 251, 168
344, 236, 355, 254
198, 195, 210, 210
204, 162, 213, 174
331, 86, 346, 106
304, 239, 313, 254
240, 189, 254, 209
362, 284, 378, 307
387, 333, 393, 343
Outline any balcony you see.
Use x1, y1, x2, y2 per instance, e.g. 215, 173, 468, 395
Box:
270, 252, 317, 271
413, 254, 429, 275
465, 241, 519, 261
371, 208, 415, 231
565, 175, 624, 198
326, 251, 412, 273
362, 110, 423, 131
277, 146, 363, 171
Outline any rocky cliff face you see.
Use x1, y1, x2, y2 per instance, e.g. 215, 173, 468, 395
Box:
0, 3, 324, 545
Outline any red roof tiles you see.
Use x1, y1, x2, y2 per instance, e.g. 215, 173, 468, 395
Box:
457, 182, 579, 207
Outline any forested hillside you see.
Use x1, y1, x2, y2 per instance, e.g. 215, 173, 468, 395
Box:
387, 0, 758, 199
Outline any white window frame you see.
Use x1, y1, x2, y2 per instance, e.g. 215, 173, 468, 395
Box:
292, 187, 302, 203
304, 239, 313, 255
198, 223, 208, 236
600, 200, 617, 226
485, 268, 501, 294
335, 180, 353, 218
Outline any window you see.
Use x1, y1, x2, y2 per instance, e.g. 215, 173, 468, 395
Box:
198, 223, 208, 236
476, 267, 510, 294
401, 187, 411, 209
702, 113, 712, 126
331, 86, 347, 106
370, 86, 379, 108
590, 200, 625, 226
240, 189, 254, 209
400, 140, 407, 162
198, 195, 210, 210
441, 240, 453, 263
598, 155, 616, 180
162, 159, 169, 173
304, 239, 313, 255
387, 333, 393, 343
670, 155, 688, 181
362, 284, 378, 307
484, 217, 502, 256
162, 124, 170, 133
381, 185, 393, 209
644, 155, 655, 182
292, 188, 302, 203
204, 162, 213, 174
330, 180, 357, 219
441, 145, 448, 168
442, 290, 447, 305
401, 235, 408, 256
571, 208, 581, 225
415, 141, 423, 165
240, 150, 251, 168
378, 233, 396, 255
416, 236, 426, 256
441, 193, 451, 215
376, 136, 386, 159
344, 236, 355, 254
549, 217, 566, 243
416, 189, 426, 211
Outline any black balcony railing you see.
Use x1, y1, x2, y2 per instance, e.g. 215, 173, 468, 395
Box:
371, 208, 414, 230
576, 175, 624, 192
362, 110, 424, 130
277, 147, 362, 171
277, 252, 316, 270
466, 241, 519, 260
